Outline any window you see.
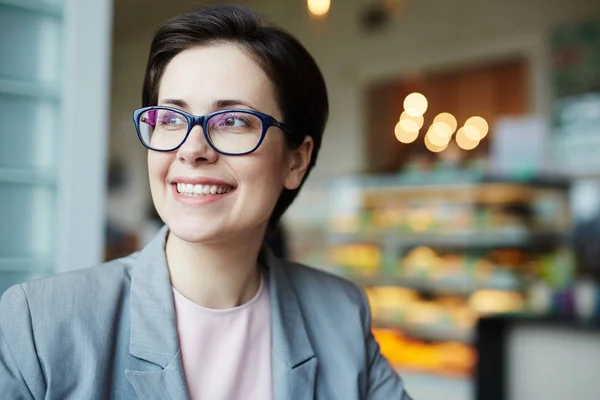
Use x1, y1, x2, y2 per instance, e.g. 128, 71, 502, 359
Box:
0, 0, 111, 294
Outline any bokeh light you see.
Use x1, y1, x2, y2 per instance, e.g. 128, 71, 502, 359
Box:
427, 123, 452, 146
399, 112, 424, 132
462, 125, 481, 141
394, 122, 419, 143
456, 127, 480, 150
465, 116, 489, 139
403, 92, 428, 117
307, 0, 331, 17
433, 112, 458, 134
425, 132, 448, 152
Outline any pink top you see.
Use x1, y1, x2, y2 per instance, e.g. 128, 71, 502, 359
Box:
172, 276, 273, 400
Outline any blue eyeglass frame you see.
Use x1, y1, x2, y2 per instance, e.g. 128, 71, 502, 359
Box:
132, 106, 299, 156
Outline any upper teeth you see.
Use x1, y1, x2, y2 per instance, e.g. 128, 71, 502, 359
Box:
176, 183, 232, 196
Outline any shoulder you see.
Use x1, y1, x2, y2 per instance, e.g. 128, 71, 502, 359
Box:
0, 254, 141, 397
0, 252, 138, 323
281, 260, 369, 315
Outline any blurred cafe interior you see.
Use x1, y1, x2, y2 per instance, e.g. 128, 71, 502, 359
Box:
2, 0, 600, 399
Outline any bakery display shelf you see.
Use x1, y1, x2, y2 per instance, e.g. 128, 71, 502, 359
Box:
337, 172, 570, 191
328, 231, 567, 250
349, 274, 523, 296
374, 320, 473, 343
373, 325, 477, 379
293, 172, 575, 382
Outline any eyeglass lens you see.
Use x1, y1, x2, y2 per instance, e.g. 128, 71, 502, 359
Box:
138, 108, 264, 153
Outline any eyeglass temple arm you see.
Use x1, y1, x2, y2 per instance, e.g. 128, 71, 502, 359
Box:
274, 121, 306, 146
273, 121, 296, 135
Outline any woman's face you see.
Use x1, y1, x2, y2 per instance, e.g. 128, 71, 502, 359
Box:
148, 43, 311, 244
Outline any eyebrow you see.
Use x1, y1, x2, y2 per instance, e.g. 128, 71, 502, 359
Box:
159, 98, 189, 109
157, 98, 259, 112
213, 99, 258, 111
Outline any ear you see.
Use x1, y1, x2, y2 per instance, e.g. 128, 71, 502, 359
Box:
283, 136, 314, 190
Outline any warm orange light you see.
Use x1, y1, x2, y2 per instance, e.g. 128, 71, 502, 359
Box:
465, 116, 489, 138
307, 0, 330, 17
427, 123, 451, 146
399, 112, 424, 132
456, 127, 480, 150
431, 121, 452, 137
424, 133, 448, 152
394, 122, 419, 143
433, 112, 458, 134
469, 290, 524, 315
462, 125, 481, 141
403, 92, 428, 117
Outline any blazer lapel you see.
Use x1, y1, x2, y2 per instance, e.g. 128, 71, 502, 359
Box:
125, 226, 189, 400
263, 248, 318, 400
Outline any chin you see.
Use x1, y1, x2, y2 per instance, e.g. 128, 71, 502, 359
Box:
166, 218, 227, 244
165, 213, 270, 246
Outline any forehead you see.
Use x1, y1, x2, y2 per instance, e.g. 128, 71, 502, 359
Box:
158, 43, 278, 115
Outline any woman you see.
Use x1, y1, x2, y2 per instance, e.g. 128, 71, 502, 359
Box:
0, 4, 410, 399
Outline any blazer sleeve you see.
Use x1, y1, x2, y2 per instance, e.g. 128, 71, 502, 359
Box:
359, 288, 413, 400
0, 284, 46, 400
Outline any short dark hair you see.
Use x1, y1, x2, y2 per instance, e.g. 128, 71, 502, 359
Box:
142, 4, 329, 230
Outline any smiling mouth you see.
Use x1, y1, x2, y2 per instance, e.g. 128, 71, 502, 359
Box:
175, 183, 234, 196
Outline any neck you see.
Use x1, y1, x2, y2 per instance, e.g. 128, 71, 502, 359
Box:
165, 229, 264, 309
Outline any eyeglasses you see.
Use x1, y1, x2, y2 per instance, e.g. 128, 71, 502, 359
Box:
132, 106, 297, 155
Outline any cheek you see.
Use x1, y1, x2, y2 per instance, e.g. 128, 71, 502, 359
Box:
147, 152, 173, 195
148, 152, 169, 178
236, 142, 288, 198
253, 139, 289, 182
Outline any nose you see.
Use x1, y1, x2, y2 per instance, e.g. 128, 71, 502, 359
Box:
176, 125, 218, 165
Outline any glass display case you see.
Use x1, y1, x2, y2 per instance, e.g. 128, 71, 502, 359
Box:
294, 171, 573, 379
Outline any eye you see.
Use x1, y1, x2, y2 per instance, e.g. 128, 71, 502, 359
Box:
157, 111, 186, 128
225, 117, 245, 127
216, 113, 250, 128
208, 111, 261, 133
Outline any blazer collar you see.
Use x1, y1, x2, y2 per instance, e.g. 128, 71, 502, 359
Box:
126, 226, 189, 400
261, 247, 316, 367
262, 247, 318, 400
126, 226, 317, 400
128, 225, 179, 367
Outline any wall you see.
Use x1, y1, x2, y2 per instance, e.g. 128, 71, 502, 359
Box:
365, 59, 528, 173
108, 0, 600, 233
508, 324, 600, 399
58, 0, 113, 271
107, 31, 153, 232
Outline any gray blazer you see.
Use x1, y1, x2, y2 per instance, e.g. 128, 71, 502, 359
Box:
0, 227, 411, 399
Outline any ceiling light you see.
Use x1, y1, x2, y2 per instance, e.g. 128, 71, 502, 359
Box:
308, 0, 331, 17
403, 92, 428, 117
465, 116, 489, 139
425, 132, 448, 152
394, 122, 419, 143
399, 112, 424, 132
427, 124, 452, 146
456, 127, 480, 150
433, 112, 458, 134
